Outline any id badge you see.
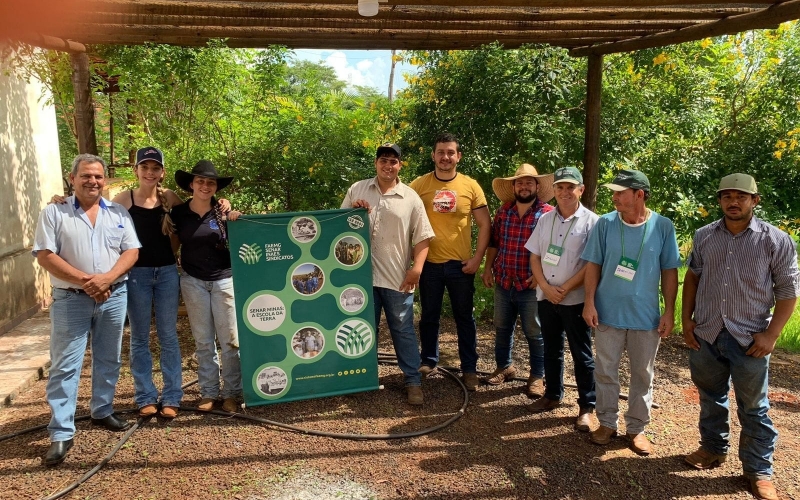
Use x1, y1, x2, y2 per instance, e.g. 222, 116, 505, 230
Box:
543, 244, 563, 266
614, 256, 638, 281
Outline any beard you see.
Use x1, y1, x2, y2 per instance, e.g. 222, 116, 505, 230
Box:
515, 192, 536, 204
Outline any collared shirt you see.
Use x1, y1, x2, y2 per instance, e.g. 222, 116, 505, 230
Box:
489, 198, 553, 291
525, 203, 598, 305
172, 201, 232, 281
32, 196, 141, 289
342, 177, 435, 292
688, 216, 800, 346
409, 172, 487, 263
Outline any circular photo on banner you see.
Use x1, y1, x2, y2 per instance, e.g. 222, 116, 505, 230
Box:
256, 366, 288, 397
291, 327, 325, 359
339, 287, 366, 313
335, 319, 374, 358
334, 236, 365, 266
290, 216, 318, 243
291, 263, 324, 295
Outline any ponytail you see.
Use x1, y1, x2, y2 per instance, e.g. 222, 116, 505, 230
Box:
157, 183, 176, 235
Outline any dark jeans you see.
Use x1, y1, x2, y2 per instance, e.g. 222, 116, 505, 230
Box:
539, 300, 595, 411
419, 260, 478, 373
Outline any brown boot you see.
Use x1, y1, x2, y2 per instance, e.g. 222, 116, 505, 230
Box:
462, 373, 480, 391
627, 433, 653, 456
196, 398, 215, 412
222, 397, 239, 413
749, 478, 778, 500
590, 425, 617, 445
406, 385, 423, 405
485, 365, 516, 385
684, 447, 726, 469
525, 376, 544, 398
528, 397, 561, 413
575, 410, 594, 432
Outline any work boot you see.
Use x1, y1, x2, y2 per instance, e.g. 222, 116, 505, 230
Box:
406, 385, 424, 405
485, 365, 516, 385
525, 376, 544, 398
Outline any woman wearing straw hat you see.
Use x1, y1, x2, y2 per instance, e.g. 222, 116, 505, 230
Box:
481, 163, 554, 397
172, 160, 243, 414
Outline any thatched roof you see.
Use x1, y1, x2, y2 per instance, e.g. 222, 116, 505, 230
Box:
3, 1, 799, 56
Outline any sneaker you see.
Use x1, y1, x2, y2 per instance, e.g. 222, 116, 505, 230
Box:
684, 447, 727, 469
197, 398, 216, 412
525, 376, 544, 398
627, 433, 653, 456
748, 478, 778, 500
418, 365, 436, 377
222, 398, 238, 413
406, 385, 424, 405
528, 397, 561, 413
138, 404, 158, 417
462, 372, 480, 391
485, 365, 516, 385
590, 425, 617, 445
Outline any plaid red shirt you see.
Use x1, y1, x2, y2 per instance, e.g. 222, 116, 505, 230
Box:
489, 199, 554, 291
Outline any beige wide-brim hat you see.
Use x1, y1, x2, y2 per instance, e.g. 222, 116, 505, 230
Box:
492, 163, 554, 204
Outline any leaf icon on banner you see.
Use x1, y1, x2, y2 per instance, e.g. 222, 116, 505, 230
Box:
336, 320, 373, 357
239, 243, 262, 265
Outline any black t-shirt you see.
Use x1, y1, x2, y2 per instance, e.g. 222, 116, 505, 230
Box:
128, 191, 176, 268
172, 201, 232, 281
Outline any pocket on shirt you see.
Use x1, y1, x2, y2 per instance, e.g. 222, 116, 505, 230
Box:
106, 228, 124, 251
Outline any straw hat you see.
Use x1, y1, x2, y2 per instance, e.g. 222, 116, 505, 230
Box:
491, 163, 554, 203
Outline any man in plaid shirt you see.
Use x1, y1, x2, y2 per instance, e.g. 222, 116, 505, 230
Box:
481, 163, 554, 397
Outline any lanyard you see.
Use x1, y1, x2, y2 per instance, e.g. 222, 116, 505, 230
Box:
618, 212, 648, 263
549, 210, 578, 248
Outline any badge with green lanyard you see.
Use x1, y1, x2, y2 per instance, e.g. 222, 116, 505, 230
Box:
614, 214, 647, 281
543, 213, 577, 266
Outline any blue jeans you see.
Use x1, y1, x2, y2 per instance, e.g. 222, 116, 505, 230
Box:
689, 329, 776, 480
47, 284, 127, 441
373, 287, 421, 386
493, 286, 544, 377
419, 260, 478, 373
128, 265, 183, 408
538, 300, 595, 409
180, 274, 242, 399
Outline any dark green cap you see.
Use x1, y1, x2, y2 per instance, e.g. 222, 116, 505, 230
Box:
603, 169, 650, 192
553, 167, 583, 185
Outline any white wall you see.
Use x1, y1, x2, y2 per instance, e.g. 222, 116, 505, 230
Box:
0, 46, 64, 333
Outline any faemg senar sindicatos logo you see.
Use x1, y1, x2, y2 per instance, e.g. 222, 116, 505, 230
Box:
347, 215, 364, 230
238, 243, 262, 265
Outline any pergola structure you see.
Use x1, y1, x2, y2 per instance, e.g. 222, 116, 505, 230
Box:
3, 0, 800, 207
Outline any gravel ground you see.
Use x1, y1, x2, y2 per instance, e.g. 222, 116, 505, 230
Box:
1, 316, 799, 500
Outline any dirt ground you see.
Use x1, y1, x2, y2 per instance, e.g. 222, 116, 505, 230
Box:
1, 316, 799, 500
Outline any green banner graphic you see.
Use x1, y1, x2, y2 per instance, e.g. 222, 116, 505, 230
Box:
228, 208, 379, 407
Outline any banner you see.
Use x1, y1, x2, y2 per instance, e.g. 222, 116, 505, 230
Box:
228, 208, 379, 407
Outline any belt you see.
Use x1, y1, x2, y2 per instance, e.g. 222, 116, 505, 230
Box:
58, 282, 124, 294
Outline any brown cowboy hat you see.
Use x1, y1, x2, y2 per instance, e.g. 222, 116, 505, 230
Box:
175, 160, 234, 193
491, 163, 554, 204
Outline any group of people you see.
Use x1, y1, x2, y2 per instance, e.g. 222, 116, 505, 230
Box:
293, 273, 320, 294
34, 136, 797, 500
34, 148, 245, 467
343, 133, 797, 500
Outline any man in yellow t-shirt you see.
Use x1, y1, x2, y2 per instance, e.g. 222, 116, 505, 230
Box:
409, 132, 491, 391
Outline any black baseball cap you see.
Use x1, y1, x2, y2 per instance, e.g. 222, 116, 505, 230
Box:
136, 146, 164, 166
376, 143, 402, 159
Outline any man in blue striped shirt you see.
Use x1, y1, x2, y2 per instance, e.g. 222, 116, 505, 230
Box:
682, 173, 800, 500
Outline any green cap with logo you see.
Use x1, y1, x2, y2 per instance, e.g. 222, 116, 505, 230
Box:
603, 169, 650, 192
553, 167, 583, 185
716, 173, 758, 195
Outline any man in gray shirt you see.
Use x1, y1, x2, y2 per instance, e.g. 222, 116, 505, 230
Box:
682, 173, 800, 500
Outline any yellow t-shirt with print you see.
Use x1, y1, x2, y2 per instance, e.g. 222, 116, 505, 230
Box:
409, 172, 487, 263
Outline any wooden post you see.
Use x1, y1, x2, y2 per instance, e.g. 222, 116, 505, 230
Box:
70, 52, 98, 155
581, 53, 602, 211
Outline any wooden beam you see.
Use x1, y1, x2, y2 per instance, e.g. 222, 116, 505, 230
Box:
570, 0, 800, 56
210, 0, 777, 6
70, 52, 98, 155
82, 1, 762, 21
14, 34, 86, 53
54, 34, 625, 50
81, 13, 704, 32
581, 53, 602, 212
55, 24, 665, 40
